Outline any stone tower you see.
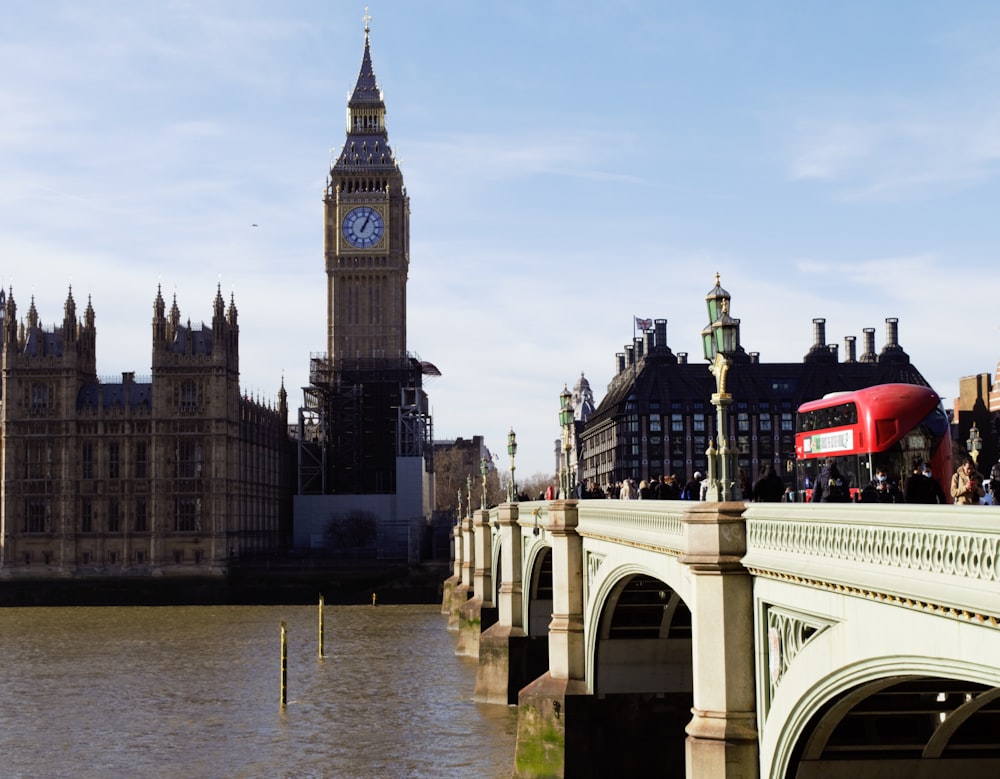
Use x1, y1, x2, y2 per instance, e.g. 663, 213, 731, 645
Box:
324, 13, 409, 362
294, 15, 434, 558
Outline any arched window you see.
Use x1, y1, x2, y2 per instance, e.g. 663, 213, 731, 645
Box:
180, 380, 197, 409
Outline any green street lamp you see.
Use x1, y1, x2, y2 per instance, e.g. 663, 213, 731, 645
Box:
559, 385, 574, 498
967, 422, 983, 466
702, 273, 742, 501
507, 428, 518, 502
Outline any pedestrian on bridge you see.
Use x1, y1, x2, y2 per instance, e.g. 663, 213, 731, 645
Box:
681, 472, 703, 501
905, 462, 946, 504
989, 461, 1000, 505
751, 465, 786, 502
813, 461, 851, 503
951, 457, 985, 505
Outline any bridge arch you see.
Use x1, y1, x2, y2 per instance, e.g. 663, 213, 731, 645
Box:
490, 529, 502, 608
768, 638, 1000, 778
523, 537, 552, 638
585, 562, 692, 696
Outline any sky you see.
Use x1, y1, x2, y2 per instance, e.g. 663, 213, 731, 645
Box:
3, 1, 1000, 481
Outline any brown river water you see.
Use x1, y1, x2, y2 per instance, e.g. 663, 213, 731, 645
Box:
0, 604, 517, 778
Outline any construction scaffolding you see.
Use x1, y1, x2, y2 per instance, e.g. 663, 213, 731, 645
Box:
297, 354, 434, 495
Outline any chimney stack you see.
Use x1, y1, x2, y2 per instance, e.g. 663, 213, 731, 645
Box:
812, 318, 827, 349
654, 319, 667, 350
860, 327, 877, 363
885, 317, 899, 348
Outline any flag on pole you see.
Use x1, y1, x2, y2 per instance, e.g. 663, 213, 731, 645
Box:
634, 316, 653, 332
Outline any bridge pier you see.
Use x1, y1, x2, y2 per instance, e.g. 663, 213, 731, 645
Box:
456, 508, 497, 657
513, 499, 592, 778
446, 515, 474, 631
681, 502, 758, 779
440, 520, 462, 615
475, 502, 544, 705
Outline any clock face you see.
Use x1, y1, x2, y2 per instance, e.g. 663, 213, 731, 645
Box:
342, 206, 385, 249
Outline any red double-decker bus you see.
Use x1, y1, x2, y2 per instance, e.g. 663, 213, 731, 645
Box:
795, 383, 952, 502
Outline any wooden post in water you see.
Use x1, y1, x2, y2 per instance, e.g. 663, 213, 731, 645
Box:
318, 594, 325, 659
280, 620, 287, 708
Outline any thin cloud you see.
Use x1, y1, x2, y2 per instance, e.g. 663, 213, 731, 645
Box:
787, 105, 1000, 200
407, 132, 650, 188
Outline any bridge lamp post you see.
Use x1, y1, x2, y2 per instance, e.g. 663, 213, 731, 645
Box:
702, 275, 742, 502
507, 428, 518, 503
480, 455, 488, 510
559, 385, 574, 499
967, 422, 982, 466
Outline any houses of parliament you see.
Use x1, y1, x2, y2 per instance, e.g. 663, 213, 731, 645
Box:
0, 285, 291, 576
0, 18, 435, 578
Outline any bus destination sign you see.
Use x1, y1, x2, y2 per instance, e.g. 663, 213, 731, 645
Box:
804, 430, 854, 455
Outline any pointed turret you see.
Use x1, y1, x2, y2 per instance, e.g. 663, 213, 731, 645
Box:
212, 283, 226, 338
332, 12, 399, 175
64, 286, 77, 344
169, 294, 181, 343
153, 284, 167, 347
3, 288, 16, 349
27, 296, 38, 330
349, 13, 384, 111
227, 292, 238, 328
84, 295, 95, 330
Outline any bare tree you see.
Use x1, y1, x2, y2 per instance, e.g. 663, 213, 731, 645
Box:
519, 471, 557, 501
434, 447, 506, 512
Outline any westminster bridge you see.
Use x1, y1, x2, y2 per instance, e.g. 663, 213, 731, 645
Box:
442, 499, 1000, 778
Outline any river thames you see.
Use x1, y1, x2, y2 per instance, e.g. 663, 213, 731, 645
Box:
0, 604, 518, 778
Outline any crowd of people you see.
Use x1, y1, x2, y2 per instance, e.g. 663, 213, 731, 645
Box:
579, 472, 707, 501
810, 457, 1000, 505
576, 464, 790, 503
565, 457, 1000, 506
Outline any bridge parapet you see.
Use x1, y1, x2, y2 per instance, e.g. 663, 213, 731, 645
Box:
743, 503, 1000, 625
576, 500, 685, 554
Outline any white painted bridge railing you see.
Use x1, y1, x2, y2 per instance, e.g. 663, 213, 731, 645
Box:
742, 502, 1000, 626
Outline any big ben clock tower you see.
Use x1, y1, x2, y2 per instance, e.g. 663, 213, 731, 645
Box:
325, 12, 409, 362
296, 12, 433, 514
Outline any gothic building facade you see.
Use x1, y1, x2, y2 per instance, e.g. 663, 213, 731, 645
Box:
0, 286, 291, 578
293, 18, 435, 559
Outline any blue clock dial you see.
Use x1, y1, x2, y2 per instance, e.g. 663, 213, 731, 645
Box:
342, 206, 385, 249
